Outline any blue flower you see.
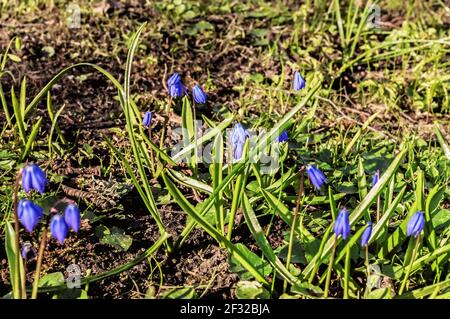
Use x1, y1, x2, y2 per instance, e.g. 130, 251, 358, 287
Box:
21, 163, 47, 194
360, 221, 372, 246
334, 208, 350, 240
64, 204, 81, 233
167, 73, 185, 98
142, 111, 153, 128
276, 130, 288, 143
306, 164, 327, 190
21, 242, 35, 260
231, 123, 247, 160
372, 170, 380, 188
192, 84, 207, 104
18, 199, 43, 232
293, 71, 306, 91
50, 215, 68, 245
407, 211, 425, 238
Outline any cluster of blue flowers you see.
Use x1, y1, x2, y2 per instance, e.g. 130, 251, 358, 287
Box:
304, 165, 425, 246
228, 71, 305, 161
142, 72, 208, 128
167, 72, 207, 104
19, 163, 80, 246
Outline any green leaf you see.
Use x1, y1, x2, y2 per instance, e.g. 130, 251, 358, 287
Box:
290, 281, 323, 298
229, 244, 273, 280
5, 222, 22, 299
357, 157, 368, 201
431, 209, 450, 231
20, 117, 42, 160
260, 189, 314, 241
96, 225, 133, 251
38, 272, 65, 288
7, 54, 21, 63
162, 172, 269, 285
11, 86, 26, 144
212, 132, 224, 234
366, 288, 393, 299
434, 123, 450, 160
396, 278, 450, 299
241, 193, 300, 285
235, 281, 270, 299
161, 287, 197, 299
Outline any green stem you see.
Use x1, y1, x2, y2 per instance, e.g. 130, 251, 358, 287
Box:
31, 228, 47, 299
12, 171, 22, 299
365, 244, 369, 281
226, 172, 244, 241
324, 237, 337, 298
283, 167, 305, 292
159, 96, 172, 150
148, 128, 156, 176
399, 234, 421, 295
344, 244, 350, 299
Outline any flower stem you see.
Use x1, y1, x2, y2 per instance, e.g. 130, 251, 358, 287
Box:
399, 234, 421, 295
344, 244, 350, 299
283, 166, 305, 293
12, 171, 22, 299
148, 127, 156, 176
365, 244, 370, 281
21, 261, 27, 299
324, 237, 338, 298
31, 228, 48, 299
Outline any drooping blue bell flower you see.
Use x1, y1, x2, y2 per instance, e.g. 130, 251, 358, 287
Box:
50, 215, 69, 245
18, 199, 43, 232
334, 208, 350, 240
372, 170, 380, 188
306, 164, 327, 190
231, 123, 247, 161
21, 242, 35, 260
192, 84, 207, 104
360, 221, 372, 246
142, 111, 153, 128
21, 163, 47, 194
276, 130, 288, 143
167, 73, 185, 98
293, 71, 306, 91
64, 204, 81, 233
407, 211, 425, 238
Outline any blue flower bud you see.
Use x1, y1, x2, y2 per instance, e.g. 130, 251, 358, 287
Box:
293, 71, 306, 91
167, 73, 185, 98
360, 221, 372, 246
276, 130, 288, 143
64, 204, 81, 233
21, 242, 35, 260
142, 111, 153, 128
407, 211, 425, 238
192, 84, 207, 104
50, 215, 68, 245
21, 163, 47, 194
372, 170, 380, 188
168, 73, 180, 87
231, 123, 247, 160
334, 208, 350, 240
306, 164, 327, 190
18, 199, 43, 232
